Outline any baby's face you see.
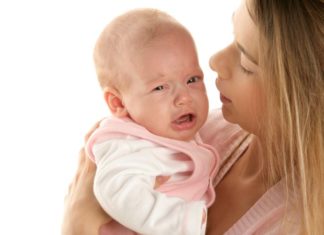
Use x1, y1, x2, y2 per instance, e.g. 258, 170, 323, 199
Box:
121, 29, 209, 141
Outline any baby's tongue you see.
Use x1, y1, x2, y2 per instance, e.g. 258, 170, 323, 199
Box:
176, 114, 190, 124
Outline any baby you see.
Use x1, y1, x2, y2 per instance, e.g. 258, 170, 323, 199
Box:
86, 8, 219, 235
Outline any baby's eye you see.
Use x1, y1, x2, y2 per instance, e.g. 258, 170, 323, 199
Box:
187, 76, 200, 84
153, 85, 164, 91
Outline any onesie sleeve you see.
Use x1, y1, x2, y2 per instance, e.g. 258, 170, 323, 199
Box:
92, 138, 206, 235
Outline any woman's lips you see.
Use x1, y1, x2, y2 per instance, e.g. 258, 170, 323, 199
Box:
215, 79, 231, 103
220, 94, 232, 103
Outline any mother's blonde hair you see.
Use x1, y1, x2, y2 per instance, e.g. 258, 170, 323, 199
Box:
251, 0, 324, 234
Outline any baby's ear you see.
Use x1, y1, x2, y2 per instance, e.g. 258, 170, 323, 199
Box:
103, 87, 128, 118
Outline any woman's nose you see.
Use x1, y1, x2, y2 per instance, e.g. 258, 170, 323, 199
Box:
209, 44, 233, 79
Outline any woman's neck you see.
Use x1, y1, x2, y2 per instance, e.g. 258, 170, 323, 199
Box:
235, 135, 264, 180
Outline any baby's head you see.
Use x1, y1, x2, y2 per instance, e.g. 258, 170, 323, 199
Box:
94, 9, 196, 92
94, 8, 209, 141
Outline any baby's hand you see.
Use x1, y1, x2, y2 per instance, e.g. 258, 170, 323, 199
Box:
154, 175, 170, 189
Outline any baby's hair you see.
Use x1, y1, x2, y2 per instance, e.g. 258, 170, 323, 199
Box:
93, 8, 189, 90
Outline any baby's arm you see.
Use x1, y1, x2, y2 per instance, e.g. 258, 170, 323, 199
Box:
93, 139, 207, 235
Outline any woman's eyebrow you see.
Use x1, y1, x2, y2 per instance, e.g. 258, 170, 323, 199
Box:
236, 41, 258, 65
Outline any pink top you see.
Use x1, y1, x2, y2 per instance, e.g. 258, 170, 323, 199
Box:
97, 109, 299, 234
199, 109, 299, 234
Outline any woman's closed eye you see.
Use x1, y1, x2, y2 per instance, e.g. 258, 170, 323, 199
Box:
239, 52, 257, 76
240, 64, 253, 75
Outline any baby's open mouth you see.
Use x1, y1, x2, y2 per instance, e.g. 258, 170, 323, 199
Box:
172, 113, 196, 131
175, 114, 194, 124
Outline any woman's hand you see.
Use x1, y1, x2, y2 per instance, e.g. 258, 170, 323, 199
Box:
62, 122, 112, 235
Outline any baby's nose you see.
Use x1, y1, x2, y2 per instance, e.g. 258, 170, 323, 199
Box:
174, 86, 192, 106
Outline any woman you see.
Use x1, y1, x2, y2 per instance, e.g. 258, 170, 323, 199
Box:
62, 0, 324, 234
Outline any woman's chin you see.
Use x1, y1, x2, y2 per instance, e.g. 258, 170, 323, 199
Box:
221, 106, 235, 124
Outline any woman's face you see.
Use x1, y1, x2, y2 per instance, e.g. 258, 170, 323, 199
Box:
209, 0, 265, 135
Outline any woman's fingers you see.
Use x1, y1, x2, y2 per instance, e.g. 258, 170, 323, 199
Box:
62, 120, 112, 235
84, 120, 101, 143
62, 148, 111, 235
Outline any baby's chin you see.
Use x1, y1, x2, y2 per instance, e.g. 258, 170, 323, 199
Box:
147, 117, 201, 141
155, 128, 198, 142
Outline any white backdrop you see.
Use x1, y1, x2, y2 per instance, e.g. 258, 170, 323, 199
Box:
0, 1, 240, 234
